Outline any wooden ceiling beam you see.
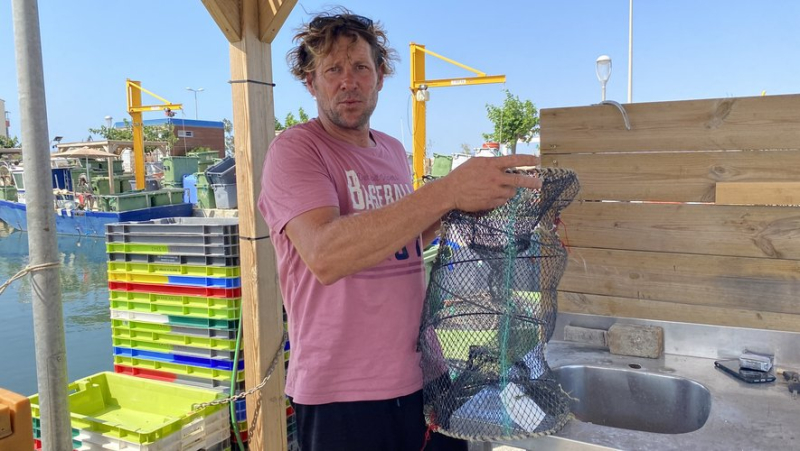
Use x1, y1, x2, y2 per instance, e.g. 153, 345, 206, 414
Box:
259, 0, 297, 43
201, 0, 242, 42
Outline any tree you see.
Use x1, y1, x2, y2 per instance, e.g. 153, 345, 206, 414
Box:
0, 136, 20, 149
298, 107, 309, 123
284, 112, 299, 128
482, 90, 539, 155
88, 118, 177, 150
223, 118, 235, 157
277, 107, 310, 131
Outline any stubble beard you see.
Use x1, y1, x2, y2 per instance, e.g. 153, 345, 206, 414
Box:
322, 91, 379, 131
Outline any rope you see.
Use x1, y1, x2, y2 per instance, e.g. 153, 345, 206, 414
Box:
498, 189, 521, 434
0, 262, 61, 296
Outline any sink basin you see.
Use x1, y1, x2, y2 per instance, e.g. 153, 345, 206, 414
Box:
553, 364, 712, 434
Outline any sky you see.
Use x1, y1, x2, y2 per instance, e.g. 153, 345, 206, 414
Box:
2, 1, 800, 156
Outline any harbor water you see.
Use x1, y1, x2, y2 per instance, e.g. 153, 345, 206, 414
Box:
0, 223, 113, 396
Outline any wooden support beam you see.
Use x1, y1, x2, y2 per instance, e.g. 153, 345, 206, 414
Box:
716, 181, 800, 206
202, 0, 242, 42
559, 202, 800, 260
559, 247, 800, 315
544, 149, 800, 203
259, 0, 297, 43
541, 94, 800, 154
229, 0, 285, 449
559, 292, 800, 333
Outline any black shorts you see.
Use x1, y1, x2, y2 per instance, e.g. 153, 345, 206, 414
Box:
289, 389, 468, 451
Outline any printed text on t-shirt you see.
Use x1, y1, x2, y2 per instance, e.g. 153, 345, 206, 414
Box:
346, 170, 412, 211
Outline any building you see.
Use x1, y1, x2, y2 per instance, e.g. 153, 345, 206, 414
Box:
114, 118, 225, 157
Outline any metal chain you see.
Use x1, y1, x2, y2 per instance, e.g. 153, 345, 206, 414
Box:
192, 331, 287, 412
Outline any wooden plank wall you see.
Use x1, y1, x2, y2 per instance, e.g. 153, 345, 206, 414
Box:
541, 94, 800, 333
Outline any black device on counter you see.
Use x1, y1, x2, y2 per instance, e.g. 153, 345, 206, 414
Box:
715, 359, 776, 383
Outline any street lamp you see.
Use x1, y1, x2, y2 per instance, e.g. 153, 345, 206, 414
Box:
596, 55, 612, 101
185, 87, 204, 120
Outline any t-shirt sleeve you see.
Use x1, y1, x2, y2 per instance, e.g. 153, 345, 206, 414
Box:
258, 130, 339, 235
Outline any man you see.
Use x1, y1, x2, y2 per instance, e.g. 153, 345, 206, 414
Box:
258, 9, 541, 450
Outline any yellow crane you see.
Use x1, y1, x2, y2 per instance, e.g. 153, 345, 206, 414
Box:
126, 79, 183, 189
409, 43, 506, 189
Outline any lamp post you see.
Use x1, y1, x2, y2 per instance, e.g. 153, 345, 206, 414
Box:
185, 87, 204, 120
628, 0, 633, 103
596, 55, 612, 101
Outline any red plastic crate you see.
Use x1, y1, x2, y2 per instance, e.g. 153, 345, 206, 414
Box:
108, 281, 241, 298
114, 364, 178, 383
33, 438, 76, 451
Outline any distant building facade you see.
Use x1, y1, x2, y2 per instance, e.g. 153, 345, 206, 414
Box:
114, 118, 225, 158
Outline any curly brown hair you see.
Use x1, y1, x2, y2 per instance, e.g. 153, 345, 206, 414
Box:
287, 8, 398, 86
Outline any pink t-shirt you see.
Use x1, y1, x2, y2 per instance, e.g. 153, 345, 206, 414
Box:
257, 119, 426, 405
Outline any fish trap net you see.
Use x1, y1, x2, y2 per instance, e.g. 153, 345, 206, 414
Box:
418, 167, 580, 441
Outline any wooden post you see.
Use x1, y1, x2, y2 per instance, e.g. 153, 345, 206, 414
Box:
230, 0, 284, 449
203, 1, 297, 447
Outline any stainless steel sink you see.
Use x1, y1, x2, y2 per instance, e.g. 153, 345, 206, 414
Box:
553, 364, 712, 434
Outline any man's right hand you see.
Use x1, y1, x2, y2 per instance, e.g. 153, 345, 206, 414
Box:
439, 155, 542, 212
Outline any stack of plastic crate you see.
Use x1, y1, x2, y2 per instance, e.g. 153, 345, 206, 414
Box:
30, 372, 230, 451
105, 218, 297, 449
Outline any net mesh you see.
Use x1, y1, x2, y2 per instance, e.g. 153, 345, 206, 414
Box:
418, 167, 580, 441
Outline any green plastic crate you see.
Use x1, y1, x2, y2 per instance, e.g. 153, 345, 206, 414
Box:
28, 372, 223, 445
198, 161, 214, 173
71, 168, 105, 187
90, 175, 133, 195
91, 176, 114, 195
194, 172, 210, 187
0, 185, 18, 201
109, 297, 241, 319
148, 188, 185, 207
196, 185, 216, 209
162, 156, 199, 184
94, 159, 125, 173
111, 324, 240, 351
189, 150, 220, 162
115, 174, 135, 193
162, 180, 183, 189
431, 154, 453, 178
100, 192, 149, 212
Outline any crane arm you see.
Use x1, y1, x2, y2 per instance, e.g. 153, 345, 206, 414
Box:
126, 79, 183, 189
412, 75, 506, 90
410, 44, 505, 189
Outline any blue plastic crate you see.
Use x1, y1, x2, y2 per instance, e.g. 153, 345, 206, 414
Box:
234, 398, 247, 422
167, 275, 241, 288
112, 347, 244, 371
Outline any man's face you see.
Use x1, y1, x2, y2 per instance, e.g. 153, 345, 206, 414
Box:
306, 34, 384, 132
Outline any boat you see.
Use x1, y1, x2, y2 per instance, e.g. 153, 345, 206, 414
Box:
0, 146, 194, 237
0, 199, 192, 237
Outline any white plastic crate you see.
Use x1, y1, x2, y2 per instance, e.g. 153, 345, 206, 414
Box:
74, 408, 229, 451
